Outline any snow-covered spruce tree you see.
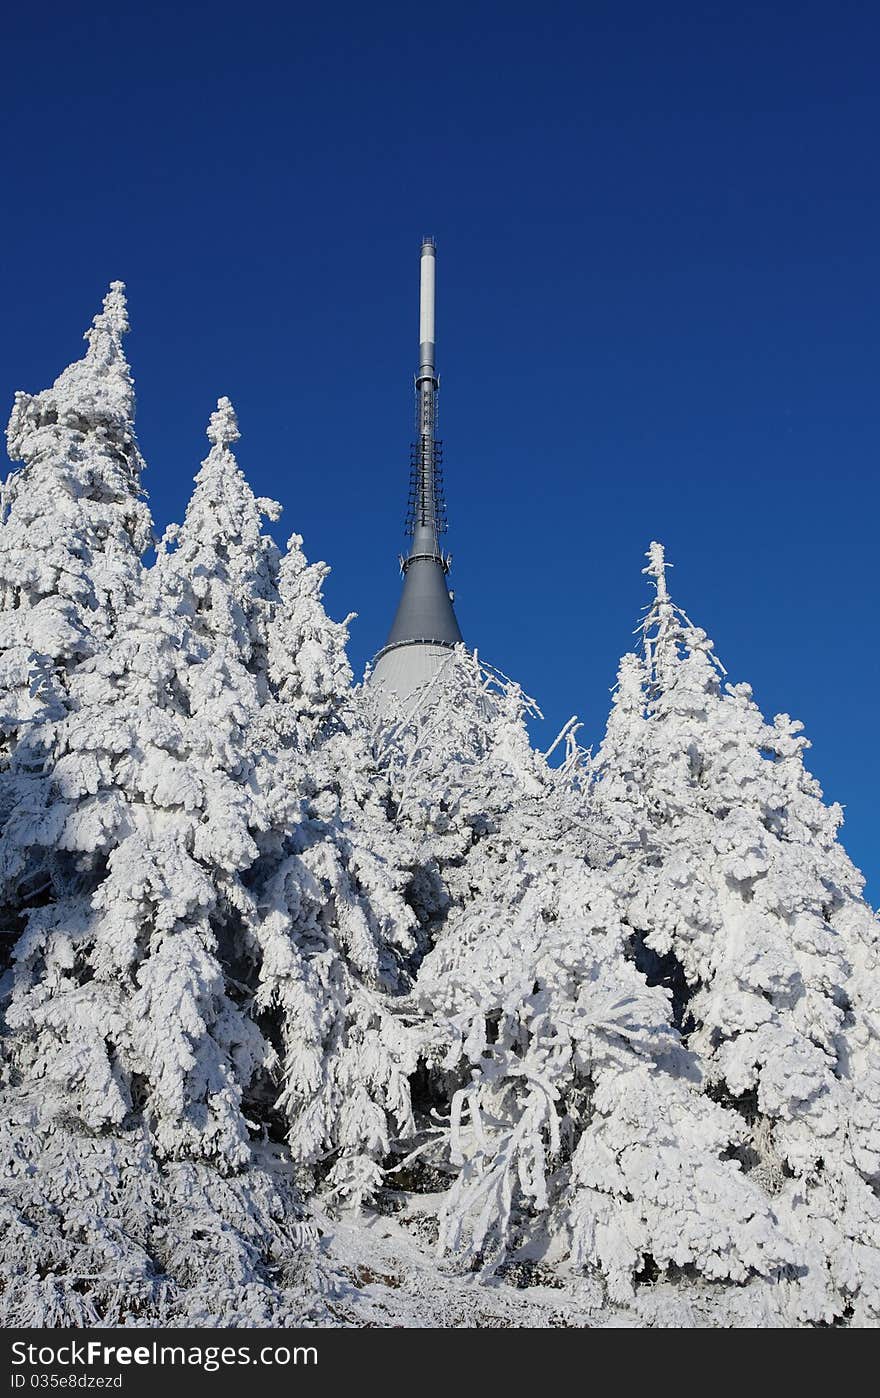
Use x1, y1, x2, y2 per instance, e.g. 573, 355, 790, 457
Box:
158, 396, 281, 689
0, 283, 151, 744
368, 651, 797, 1318
148, 395, 417, 1211
252, 524, 419, 1209
0, 401, 333, 1325
2, 401, 274, 1158
0, 282, 152, 984
590, 543, 880, 1324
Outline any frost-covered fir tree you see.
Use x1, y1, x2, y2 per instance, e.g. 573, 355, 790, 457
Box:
366, 650, 797, 1315
138, 396, 415, 1209
590, 543, 880, 1324
0, 400, 329, 1325
253, 530, 419, 1208
0, 283, 151, 742
159, 396, 281, 687
2, 402, 275, 1161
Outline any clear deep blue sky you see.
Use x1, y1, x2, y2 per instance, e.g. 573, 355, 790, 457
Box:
2, 2, 877, 899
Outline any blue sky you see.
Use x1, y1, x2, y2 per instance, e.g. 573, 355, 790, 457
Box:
2, 2, 877, 899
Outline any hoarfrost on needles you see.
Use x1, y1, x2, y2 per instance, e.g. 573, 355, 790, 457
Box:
1, 294, 878, 1328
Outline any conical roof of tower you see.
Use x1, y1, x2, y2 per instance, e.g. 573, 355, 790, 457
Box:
382, 550, 462, 652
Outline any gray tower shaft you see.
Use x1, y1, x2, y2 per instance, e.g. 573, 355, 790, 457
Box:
412, 238, 443, 560
374, 241, 463, 677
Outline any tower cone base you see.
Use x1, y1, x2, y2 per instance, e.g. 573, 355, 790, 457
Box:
370, 640, 458, 709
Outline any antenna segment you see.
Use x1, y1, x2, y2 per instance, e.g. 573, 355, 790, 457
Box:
405, 238, 448, 561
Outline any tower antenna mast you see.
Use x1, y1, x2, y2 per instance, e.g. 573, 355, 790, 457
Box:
371, 238, 464, 702
406, 237, 447, 564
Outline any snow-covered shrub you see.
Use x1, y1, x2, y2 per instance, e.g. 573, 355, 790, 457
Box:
0, 1089, 328, 1328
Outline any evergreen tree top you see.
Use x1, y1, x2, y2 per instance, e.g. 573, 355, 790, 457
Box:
638, 540, 726, 686
642, 539, 671, 602
6, 281, 140, 467
0, 282, 151, 658
85, 280, 129, 347
206, 396, 241, 449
